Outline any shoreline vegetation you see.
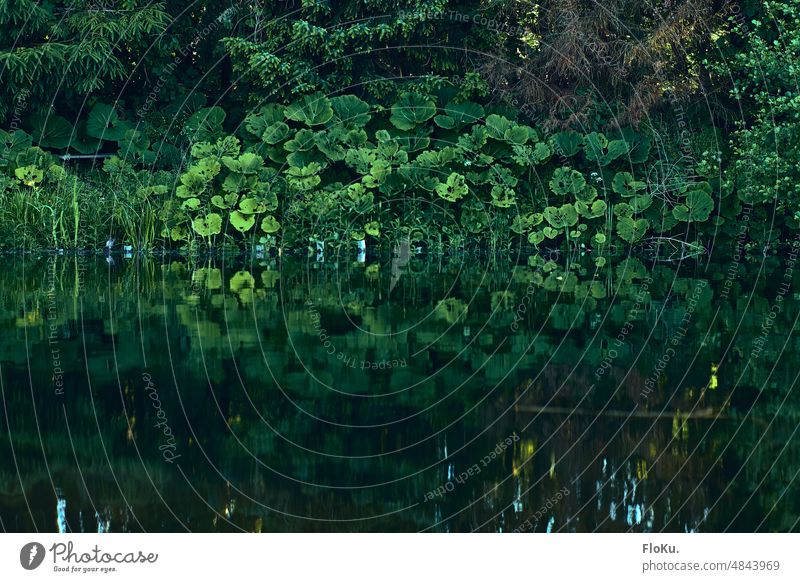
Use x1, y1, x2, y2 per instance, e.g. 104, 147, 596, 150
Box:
0, 1, 797, 264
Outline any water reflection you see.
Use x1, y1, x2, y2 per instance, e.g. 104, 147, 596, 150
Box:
0, 253, 798, 532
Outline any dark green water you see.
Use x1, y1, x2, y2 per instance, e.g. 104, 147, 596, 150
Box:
0, 252, 799, 532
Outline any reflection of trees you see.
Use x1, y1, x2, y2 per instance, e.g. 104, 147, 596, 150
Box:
0, 256, 798, 531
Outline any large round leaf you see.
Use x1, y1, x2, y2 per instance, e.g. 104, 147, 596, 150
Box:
86, 103, 130, 141
30, 114, 74, 149
330, 95, 371, 127
550, 167, 586, 196
543, 204, 579, 229
260, 215, 281, 233
192, 213, 223, 237
230, 210, 255, 232
673, 190, 714, 222
616, 217, 649, 243
185, 106, 226, 141
285, 93, 333, 126
390, 93, 436, 130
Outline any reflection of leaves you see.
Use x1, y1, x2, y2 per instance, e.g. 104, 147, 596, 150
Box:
434, 298, 467, 323
261, 270, 280, 288
193, 267, 222, 290
230, 271, 255, 293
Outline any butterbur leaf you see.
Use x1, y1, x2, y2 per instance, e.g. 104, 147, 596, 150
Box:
86, 103, 130, 141
550, 167, 586, 196
621, 127, 651, 164
542, 226, 559, 239
528, 230, 545, 245
631, 193, 653, 213
285, 93, 334, 126
673, 191, 714, 222
484, 114, 514, 139
30, 114, 74, 149
551, 131, 582, 157
238, 198, 260, 214
575, 185, 598, 203
230, 210, 255, 232
613, 202, 634, 218
390, 93, 436, 130
577, 199, 607, 219
612, 172, 646, 196
617, 217, 649, 243
584, 132, 628, 166
435, 172, 469, 202
14, 165, 43, 187
433, 115, 456, 129
533, 142, 552, 163
260, 215, 281, 233
222, 152, 263, 174
192, 213, 223, 237
490, 185, 516, 208
211, 195, 229, 209
442, 101, 484, 126
245, 104, 285, 137
185, 107, 226, 141
181, 197, 201, 210
262, 122, 291, 144
284, 129, 316, 152
330, 95, 371, 127
543, 204, 579, 229
503, 125, 530, 145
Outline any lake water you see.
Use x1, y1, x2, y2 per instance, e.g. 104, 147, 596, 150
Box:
0, 252, 798, 532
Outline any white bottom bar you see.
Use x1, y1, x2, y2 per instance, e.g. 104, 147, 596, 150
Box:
0, 534, 795, 580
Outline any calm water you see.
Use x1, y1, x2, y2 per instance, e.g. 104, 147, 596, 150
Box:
0, 252, 798, 532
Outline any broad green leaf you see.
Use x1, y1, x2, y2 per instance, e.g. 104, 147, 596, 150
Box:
330, 95, 371, 127
30, 114, 74, 149
390, 93, 436, 130
551, 131, 582, 157
230, 210, 255, 232
543, 204, 579, 229
672, 191, 714, 222
550, 167, 586, 196
616, 217, 649, 243
260, 215, 281, 233
192, 213, 223, 237
612, 171, 646, 197
435, 172, 469, 202
484, 114, 514, 139
285, 93, 334, 126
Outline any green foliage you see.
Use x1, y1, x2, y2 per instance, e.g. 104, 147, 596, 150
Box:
714, 0, 800, 223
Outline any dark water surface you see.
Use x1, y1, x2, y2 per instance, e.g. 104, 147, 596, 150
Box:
0, 253, 798, 532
